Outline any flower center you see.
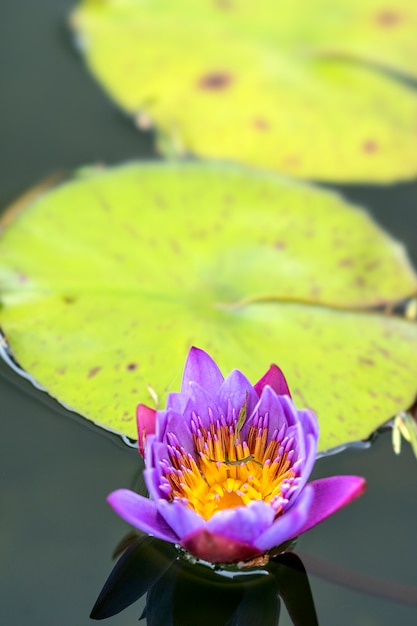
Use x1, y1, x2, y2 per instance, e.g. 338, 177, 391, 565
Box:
161, 409, 300, 520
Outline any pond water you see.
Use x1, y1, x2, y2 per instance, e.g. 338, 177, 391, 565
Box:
1, 2, 417, 625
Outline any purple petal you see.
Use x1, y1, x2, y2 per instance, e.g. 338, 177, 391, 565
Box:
254, 486, 314, 551
279, 394, 304, 429
297, 407, 320, 439
107, 489, 179, 543
295, 475, 366, 536
144, 464, 166, 502
217, 370, 259, 417
186, 381, 221, 425
254, 364, 291, 398
206, 501, 275, 545
136, 404, 157, 457
157, 499, 205, 538
280, 403, 318, 480
154, 410, 169, 440
181, 529, 263, 564
165, 409, 195, 453
166, 391, 188, 413
181, 347, 224, 396
144, 433, 157, 469
294, 433, 318, 494
249, 386, 287, 434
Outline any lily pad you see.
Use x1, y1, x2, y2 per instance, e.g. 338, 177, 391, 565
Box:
1, 162, 417, 451
70, 0, 417, 183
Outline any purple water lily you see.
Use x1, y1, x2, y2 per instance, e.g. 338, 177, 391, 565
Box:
108, 348, 365, 565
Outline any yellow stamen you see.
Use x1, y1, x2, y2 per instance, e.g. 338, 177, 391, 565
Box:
164, 416, 296, 521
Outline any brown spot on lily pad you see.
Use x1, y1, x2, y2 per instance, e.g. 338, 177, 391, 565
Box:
274, 240, 286, 250
359, 357, 375, 366
252, 117, 270, 131
198, 71, 233, 90
127, 362, 138, 371
88, 366, 101, 378
339, 258, 353, 267
310, 285, 322, 298
63, 295, 77, 304
282, 155, 301, 168
363, 140, 378, 154
376, 10, 402, 27
215, 0, 233, 8
154, 195, 167, 210
170, 239, 181, 254
364, 260, 380, 271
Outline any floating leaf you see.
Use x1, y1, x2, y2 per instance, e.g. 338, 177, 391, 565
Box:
0, 162, 417, 451
70, 0, 417, 183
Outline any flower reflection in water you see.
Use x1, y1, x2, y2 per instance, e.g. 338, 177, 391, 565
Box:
90, 533, 318, 625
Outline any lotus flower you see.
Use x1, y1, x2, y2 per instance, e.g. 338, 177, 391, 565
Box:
108, 348, 365, 565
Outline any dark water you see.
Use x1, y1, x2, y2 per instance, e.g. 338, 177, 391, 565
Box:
1, 2, 417, 624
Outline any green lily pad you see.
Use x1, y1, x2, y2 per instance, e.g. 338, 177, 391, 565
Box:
70, 0, 417, 183
1, 162, 417, 451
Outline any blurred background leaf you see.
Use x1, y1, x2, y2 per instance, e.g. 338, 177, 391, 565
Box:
70, 0, 417, 183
